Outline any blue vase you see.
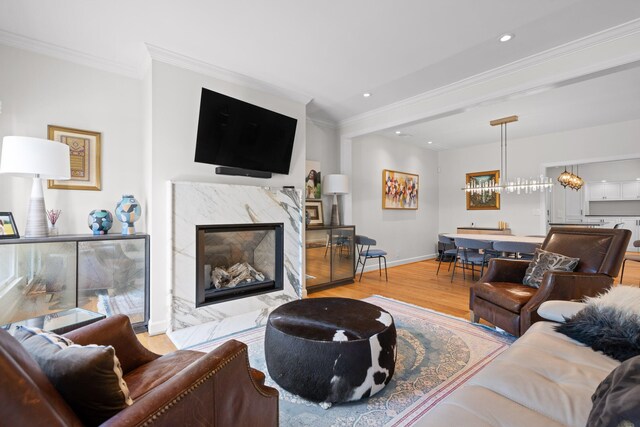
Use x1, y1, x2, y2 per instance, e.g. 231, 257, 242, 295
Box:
115, 194, 141, 235
88, 210, 113, 235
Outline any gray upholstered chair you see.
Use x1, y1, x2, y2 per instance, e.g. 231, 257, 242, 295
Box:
436, 234, 457, 275
355, 235, 388, 282
451, 238, 495, 282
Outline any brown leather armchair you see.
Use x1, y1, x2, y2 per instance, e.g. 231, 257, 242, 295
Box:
0, 314, 278, 426
470, 227, 631, 337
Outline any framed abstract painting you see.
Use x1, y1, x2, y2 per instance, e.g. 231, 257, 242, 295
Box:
382, 169, 419, 209
47, 125, 101, 191
466, 170, 500, 210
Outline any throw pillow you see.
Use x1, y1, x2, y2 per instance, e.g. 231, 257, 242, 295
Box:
522, 248, 579, 288
587, 355, 640, 427
555, 286, 640, 362
13, 326, 133, 426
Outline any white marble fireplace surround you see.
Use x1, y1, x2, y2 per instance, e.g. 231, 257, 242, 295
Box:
168, 181, 303, 348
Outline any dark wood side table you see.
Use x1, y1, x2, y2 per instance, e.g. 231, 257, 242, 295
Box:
2, 307, 106, 335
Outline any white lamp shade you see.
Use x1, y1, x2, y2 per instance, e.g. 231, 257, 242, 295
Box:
323, 174, 349, 195
0, 136, 70, 179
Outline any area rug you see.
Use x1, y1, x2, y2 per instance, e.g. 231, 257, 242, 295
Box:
96, 288, 144, 324
187, 296, 515, 426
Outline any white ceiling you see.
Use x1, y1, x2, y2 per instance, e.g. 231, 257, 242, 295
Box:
378, 62, 640, 150
2, 0, 640, 127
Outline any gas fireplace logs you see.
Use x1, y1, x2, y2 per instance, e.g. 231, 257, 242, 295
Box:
210, 262, 266, 289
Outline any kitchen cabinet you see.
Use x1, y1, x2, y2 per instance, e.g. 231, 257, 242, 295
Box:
622, 181, 640, 199
620, 218, 640, 252
587, 182, 621, 201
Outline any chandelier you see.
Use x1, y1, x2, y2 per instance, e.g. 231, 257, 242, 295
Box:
463, 115, 553, 195
557, 165, 584, 190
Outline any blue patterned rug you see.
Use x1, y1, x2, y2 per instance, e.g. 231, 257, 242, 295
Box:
188, 296, 515, 426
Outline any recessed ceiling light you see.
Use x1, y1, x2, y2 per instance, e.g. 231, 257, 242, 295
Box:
636, 177, 640, 181
601, 180, 607, 183
395, 131, 402, 135
499, 33, 514, 42
427, 141, 433, 144
363, 93, 371, 98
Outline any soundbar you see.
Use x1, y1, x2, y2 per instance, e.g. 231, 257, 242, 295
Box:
215, 166, 272, 179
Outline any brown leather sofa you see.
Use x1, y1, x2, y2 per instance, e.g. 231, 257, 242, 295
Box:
0, 314, 278, 426
470, 227, 631, 337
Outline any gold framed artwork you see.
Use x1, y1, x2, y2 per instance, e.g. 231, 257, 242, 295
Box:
382, 169, 418, 209
47, 125, 101, 191
305, 200, 324, 226
466, 170, 500, 210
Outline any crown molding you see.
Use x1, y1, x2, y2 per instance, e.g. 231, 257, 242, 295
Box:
306, 117, 338, 129
146, 44, 313, 106
339, 18, 640, 130
0, 29, 141, 79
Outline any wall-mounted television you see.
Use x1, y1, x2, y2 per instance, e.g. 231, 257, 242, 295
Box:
194, 88, 298, 177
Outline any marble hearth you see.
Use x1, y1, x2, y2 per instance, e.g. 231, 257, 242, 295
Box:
168, 181, 303, 348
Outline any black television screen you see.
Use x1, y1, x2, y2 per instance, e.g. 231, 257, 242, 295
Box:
194, 88, 298, 175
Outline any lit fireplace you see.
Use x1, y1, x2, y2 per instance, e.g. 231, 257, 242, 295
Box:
195, 223, 284, 306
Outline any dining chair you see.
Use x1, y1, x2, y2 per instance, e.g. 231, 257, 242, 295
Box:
436, 234, 457, 275
492, 241, 541, 261
619, 240, 640, 284
355, 235, 388, 282
613, 223, 625, 229
451, 238, 495, 282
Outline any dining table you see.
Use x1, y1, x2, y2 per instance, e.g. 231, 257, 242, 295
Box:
442, 233, 545, 244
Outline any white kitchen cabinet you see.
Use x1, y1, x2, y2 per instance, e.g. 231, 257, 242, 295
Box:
565, 187, 584, 221
587, 182, 621, 201
622, 181, 640, 199
620, 218, 640, 251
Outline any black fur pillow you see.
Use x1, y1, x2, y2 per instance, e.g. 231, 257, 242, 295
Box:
555, 305, 640, 362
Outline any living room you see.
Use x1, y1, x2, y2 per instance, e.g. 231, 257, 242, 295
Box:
1, 2, 640, 426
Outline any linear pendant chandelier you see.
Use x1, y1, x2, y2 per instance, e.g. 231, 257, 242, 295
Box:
463, 115, 553, 195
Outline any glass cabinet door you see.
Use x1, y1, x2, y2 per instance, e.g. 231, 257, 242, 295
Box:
0, 242, 76, 325
305, 228, 332, 288
330, 227, 355, 282
78, 238, 147, 326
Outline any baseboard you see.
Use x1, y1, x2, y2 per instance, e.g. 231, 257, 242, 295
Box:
147, 318, 169, 336
360, 253, 437, 273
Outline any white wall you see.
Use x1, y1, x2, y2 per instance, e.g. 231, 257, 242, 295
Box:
305, 119, 339, 224
0, 44, 144, 234
352, 135, 439, 266
147, 60, 306, 333
438, 119, 640, 235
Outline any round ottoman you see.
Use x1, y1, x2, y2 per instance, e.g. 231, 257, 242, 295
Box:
265, 297, 396, 404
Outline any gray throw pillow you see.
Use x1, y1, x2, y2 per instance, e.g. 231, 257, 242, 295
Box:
522, 248, 579, 288
587, 355, 640, 427
12, 326, 132, 426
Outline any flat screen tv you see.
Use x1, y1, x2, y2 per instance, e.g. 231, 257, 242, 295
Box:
194, 87, 298, 175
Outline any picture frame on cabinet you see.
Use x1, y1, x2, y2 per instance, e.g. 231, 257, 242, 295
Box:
47, 125, 102, 191
305, 200, 324, 226
0, 212, 20, 239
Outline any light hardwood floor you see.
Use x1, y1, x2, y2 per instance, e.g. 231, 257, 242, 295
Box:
138, 254, 640, 354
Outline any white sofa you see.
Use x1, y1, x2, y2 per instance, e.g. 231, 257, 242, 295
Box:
417, 303, 619, 427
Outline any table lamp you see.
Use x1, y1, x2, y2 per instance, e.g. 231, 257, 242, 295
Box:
0, 136, 70, 237
323, 174, 349, 226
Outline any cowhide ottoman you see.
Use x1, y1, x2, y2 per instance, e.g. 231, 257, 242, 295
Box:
265, 297, 396, 405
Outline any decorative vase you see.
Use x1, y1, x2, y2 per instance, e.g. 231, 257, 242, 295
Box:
88, 210, 113, 235
115, 194, 141, 235
48, 225, 58, 236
